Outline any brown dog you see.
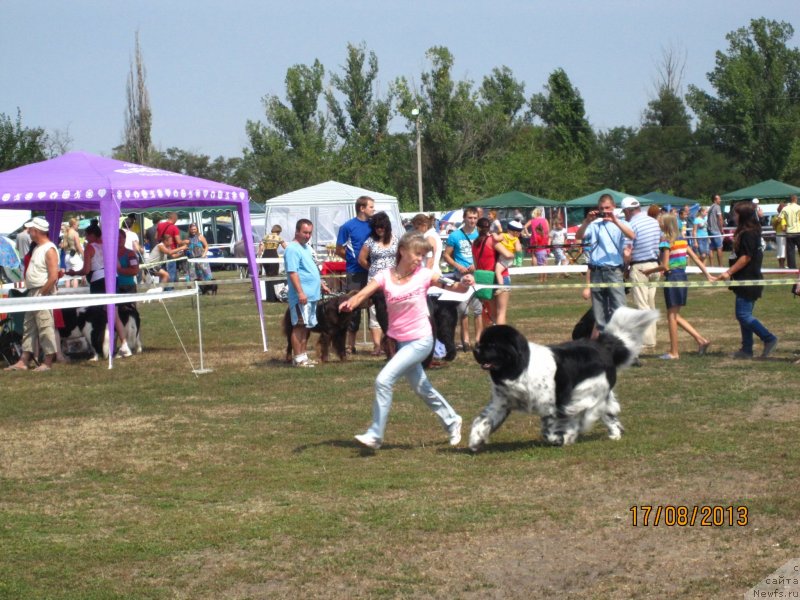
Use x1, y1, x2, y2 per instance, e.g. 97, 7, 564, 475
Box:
283, 292, 356, 363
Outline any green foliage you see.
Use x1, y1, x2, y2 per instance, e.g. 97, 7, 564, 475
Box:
0, 109, 48, 170
687, 18, 800, 180
529, 68, 595, 162
622, 87, 694, 193
325, 43, 395, 191
152, 148, 240, 183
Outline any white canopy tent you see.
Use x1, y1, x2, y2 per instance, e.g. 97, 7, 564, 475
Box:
264, 181, 403, 251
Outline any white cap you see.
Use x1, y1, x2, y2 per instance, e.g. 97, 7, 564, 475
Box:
507, 220, 524, 231
752, 198, 759, 204
24, 216, 50, 232
620, 197, 640, 210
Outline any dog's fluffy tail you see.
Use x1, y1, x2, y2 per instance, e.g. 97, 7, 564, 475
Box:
600, 307, 659, 368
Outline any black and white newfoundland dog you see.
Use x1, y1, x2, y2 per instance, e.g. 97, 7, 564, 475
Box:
59, 304, 142, 360
469, 307, 659, 452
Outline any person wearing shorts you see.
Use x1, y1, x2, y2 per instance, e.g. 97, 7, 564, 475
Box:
285, 219, 331, 367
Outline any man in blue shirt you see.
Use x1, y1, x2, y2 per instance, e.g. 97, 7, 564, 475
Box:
576, 194, 636, 333
336, 195, 375, 354
286, 219, 331, 367
443, 206, 483, 350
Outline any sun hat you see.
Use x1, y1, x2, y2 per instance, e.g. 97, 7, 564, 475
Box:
24, 216, 50, 232
507, 220, 524, 231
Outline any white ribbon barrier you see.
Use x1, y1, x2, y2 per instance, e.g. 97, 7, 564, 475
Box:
0, 288, 197, 314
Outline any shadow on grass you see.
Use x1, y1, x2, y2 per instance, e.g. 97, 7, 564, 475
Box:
293, 439, 417, 454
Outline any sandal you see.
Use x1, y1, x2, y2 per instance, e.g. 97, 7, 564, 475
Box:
370, 348, 383, 357
697, 341, 711, 356
4, 363, 28, 371
33, 364, 51, 372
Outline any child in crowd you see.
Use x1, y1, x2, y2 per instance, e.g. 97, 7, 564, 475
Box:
549, 217, 569, 276
491, 220, 523, 285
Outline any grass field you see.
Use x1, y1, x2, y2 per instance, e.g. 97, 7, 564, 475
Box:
1, 266, 799, 599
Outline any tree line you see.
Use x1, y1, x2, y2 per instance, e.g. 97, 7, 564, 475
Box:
2, 17, 799, 211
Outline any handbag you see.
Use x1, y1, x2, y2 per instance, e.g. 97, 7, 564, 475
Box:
473, 269, 496, 300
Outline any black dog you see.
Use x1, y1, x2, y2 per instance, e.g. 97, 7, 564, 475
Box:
373, 294, 459, 366
59, 304, 142, 360
199, 283, 218, 296
283, 293, 355, 363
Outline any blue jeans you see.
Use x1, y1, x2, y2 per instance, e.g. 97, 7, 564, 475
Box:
365, 335, 460, 442
734, 295, 776, 355
165, 260, 177, 291
589, 266, 626, 331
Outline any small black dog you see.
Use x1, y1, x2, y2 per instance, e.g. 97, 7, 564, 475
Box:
283, 293, 355, 363
199, 283, 218, 296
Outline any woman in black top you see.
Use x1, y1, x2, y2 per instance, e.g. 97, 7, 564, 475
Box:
714, 202, 778, 359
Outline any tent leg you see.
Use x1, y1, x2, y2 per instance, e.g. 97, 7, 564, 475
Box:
192, 283, 212, 375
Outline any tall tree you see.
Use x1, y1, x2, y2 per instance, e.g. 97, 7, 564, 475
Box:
687, 18, 800, 180
529, 68, 595, 162
0, 109, 48, 170
240, 59, 333, 199
623, 48, 694, 193
394, 46, 481, 207
324, 43, 393, 189
120, 31, 153, 165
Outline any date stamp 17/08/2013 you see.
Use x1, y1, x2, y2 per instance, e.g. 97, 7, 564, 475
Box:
629, 505, 749, 527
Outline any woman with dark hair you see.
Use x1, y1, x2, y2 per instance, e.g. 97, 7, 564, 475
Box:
65, 221, 134, 357
472, 217, 513, 326
713, 202, 778, 359
358, 211, 398, 355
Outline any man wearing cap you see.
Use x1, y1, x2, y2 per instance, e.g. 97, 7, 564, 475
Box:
622, 197, 661, 350
779, 195, 800, 270
5, 217, 60, 371
576, 194, 635, 333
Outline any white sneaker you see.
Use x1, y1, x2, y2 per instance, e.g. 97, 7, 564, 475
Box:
448, 416, 463, 446
116, 343, 132, 358
354, 433, 381, 450
294, 359, 315, 368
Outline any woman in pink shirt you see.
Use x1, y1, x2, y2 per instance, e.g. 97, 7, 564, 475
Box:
340, 232, 475, 450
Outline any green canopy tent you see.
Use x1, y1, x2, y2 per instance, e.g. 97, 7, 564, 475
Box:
565, 188, 653, 207
721, 179, 800, 201
464, 190, 562, 209
641, 191, 696, 207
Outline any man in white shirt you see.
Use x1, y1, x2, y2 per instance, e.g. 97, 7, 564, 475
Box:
5, 217, 60, 371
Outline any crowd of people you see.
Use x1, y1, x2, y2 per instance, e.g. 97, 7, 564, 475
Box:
5, 212, 217, 371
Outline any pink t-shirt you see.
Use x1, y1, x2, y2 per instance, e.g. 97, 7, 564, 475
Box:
374, 267, 432, 342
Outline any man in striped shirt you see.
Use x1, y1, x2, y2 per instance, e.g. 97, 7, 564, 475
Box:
622, 197, 661, 350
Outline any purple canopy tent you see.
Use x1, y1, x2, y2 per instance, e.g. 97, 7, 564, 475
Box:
0, 151, 266, 362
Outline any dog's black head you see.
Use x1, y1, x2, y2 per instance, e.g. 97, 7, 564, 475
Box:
473, 324, 530, 383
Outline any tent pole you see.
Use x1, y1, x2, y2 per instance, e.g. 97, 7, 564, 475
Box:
192, 282, 212, 374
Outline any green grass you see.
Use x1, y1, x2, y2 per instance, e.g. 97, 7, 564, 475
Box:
1, 265, 799, 599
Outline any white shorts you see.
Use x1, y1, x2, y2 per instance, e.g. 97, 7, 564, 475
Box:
289, 300, 318, 328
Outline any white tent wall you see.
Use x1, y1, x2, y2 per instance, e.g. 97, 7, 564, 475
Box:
264, 181, 402, 251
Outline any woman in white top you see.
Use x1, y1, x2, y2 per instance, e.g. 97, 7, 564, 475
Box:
61, 218, 84, 287
411, 213, 442, 274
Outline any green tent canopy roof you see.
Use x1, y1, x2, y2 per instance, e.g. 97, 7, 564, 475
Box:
721, 179, 800, 201
565, 188, 653, 207
464, 190, 562, 208
641, 191, 696, 205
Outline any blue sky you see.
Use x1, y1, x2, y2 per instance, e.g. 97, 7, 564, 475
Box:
2, 1, 797, 159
